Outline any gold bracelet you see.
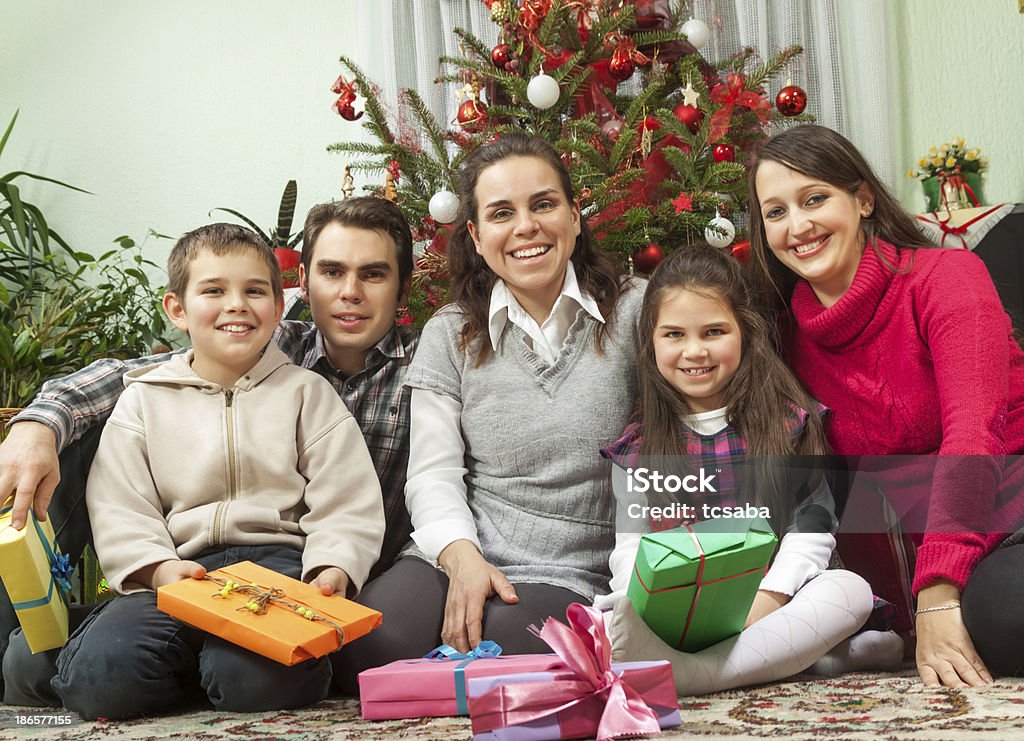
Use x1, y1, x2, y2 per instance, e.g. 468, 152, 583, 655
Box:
915, 601, 961, 615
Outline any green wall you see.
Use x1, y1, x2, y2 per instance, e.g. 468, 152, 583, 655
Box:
889, 0, 1024, 212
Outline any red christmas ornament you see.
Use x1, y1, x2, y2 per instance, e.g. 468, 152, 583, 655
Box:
672, 101, 704, 134
335, 101, 362, 121
273, 248, 301, 289
601, 119, 624, 142
638, 115, 660, 133
607, 54, 635, 82
633, 243, 665, 273
712, 143, 736, 162
731, 240, 751, 263
775, 84, 808, 116
457, 99, 488, 132
491, 43, 514, 69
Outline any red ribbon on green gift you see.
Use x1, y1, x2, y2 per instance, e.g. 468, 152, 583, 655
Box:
708, 73, 770, 143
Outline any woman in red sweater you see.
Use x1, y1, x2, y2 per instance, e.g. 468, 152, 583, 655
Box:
746, 124, 1024, 688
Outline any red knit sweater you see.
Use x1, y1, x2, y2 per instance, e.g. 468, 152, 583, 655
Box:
786, 239, 1024, 593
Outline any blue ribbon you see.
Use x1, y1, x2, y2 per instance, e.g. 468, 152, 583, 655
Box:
422, 641, 503, 714
2, 506, 72, 612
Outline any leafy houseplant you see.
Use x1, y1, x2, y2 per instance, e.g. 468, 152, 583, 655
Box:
1, 110, 172, 408
212, 180, 303, 288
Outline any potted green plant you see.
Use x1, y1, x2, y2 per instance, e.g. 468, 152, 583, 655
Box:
212, 180, 303, 287
1, 110, 171, 409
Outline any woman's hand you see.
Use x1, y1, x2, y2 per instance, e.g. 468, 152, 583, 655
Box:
744, 589, 791, 628
438, 540, 518, 653
915, 581, 992, 687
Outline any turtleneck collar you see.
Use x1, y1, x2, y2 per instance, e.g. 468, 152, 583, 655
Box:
790, 238, 910, 349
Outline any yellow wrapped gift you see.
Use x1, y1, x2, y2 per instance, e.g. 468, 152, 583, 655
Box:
0, 501, 71, 653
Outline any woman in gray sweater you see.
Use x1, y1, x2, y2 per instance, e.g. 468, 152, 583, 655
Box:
335, 134, 643, 687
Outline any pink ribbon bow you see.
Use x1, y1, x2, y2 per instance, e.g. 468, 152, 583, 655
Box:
470, 603, 667, 740
708, 73, 770, 143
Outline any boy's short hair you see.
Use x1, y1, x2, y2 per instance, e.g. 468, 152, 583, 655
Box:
302, 198, 414, 295
167, 223, 283, 302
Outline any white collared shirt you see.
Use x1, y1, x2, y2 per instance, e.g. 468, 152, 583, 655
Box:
406, 265, 606, 562
486, 262, 604, 366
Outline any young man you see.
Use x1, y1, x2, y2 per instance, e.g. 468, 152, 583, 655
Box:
0, 198, 418, 692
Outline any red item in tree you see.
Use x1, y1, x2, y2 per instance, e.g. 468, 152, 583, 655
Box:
457, 99, 488, 132
709, 73, 772, 143
601, 119, 624, 142
335, 101, 362, 121
672, 101, 704, 134
671, 192, 693, 213
633, 243, 665, 274
638, 115, 660, 133
542, 48, 575, 72
731, 240, 751, 263
491, 43, 515, 69
775, 84, 808, 116
274, 248, 301, 289
607, 54, 635, 82
712, 143, 736, 162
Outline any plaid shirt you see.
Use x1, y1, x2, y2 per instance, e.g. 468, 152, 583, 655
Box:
15, 321, 419, 579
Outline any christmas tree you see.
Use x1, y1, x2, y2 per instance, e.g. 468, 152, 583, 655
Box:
328, 0, 812, 324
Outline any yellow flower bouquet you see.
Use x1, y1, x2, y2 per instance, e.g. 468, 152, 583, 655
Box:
907, 136, 987, 212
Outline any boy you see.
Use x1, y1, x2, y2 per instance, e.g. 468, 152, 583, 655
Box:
2, 224, 385, 719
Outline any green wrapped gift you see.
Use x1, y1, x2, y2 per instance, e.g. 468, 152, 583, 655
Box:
627, 518, 777, 652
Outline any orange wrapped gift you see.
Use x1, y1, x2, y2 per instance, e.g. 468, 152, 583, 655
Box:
157, 560, 381, 666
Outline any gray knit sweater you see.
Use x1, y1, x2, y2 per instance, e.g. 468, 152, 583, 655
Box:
403, 279, 644, 599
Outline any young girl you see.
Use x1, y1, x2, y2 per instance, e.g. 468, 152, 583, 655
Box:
747, 124, 1024, 686
599, 244, 901, 694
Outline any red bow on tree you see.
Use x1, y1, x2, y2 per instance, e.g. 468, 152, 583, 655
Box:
708, 73, 770, 143
330, 73, 363, 120
518, 0, 554, 56
603, 32, 651, 70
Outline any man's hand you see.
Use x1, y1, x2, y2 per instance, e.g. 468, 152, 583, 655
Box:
128, 559, 207, 591
310, 566, 351, 597
0, 422, 60, 530
438, 540, 518, 653
744, 589, 791, 628
915, 581, 992, 688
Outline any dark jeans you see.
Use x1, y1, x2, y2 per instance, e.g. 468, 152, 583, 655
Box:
962, 542, 1024, 677
5, 544, 331, 720
0, 426, 100, 698
330, 556, 586, 695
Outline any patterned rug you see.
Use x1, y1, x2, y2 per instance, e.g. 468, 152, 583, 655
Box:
3, 669, 1023, 740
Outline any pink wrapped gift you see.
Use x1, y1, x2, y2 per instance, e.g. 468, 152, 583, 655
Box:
358, 642, 567, 720
469, 604, 680, 741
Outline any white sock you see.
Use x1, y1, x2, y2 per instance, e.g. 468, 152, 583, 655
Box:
806, 630, 905, 675
608, 570, 873, 695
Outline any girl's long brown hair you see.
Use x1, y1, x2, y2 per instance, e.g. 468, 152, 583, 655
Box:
746, 124, 933, 319
447, 134, 624, 364
636, 244, 830, 528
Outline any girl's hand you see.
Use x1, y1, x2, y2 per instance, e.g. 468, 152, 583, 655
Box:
310, 566, 351, 597
915, 582, 992, 687
438, 540, 518, 653
130, 559, 207, 591
744, 589, 791, 628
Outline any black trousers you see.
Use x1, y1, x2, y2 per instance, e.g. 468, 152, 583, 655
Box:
330, 556, 586, 695
962, 541, 1024, 676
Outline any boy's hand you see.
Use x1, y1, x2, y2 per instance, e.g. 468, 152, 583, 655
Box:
310, 566, 350, 597
129, 559, 207, 591
0, 421, 60, 530
744, 589, 791, 628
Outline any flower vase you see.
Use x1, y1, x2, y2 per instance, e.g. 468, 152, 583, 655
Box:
922, 172, 984, 213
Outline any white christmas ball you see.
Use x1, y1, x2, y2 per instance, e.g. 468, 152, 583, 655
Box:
705, 215, 735, 248
428, 190, 460, 224
527, 73, 560, 109
681, 19, 711, 50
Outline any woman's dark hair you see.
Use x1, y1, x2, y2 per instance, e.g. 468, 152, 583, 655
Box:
747, 124, 933, 317
636, 244, 830, 527
447, 133, 624, 364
